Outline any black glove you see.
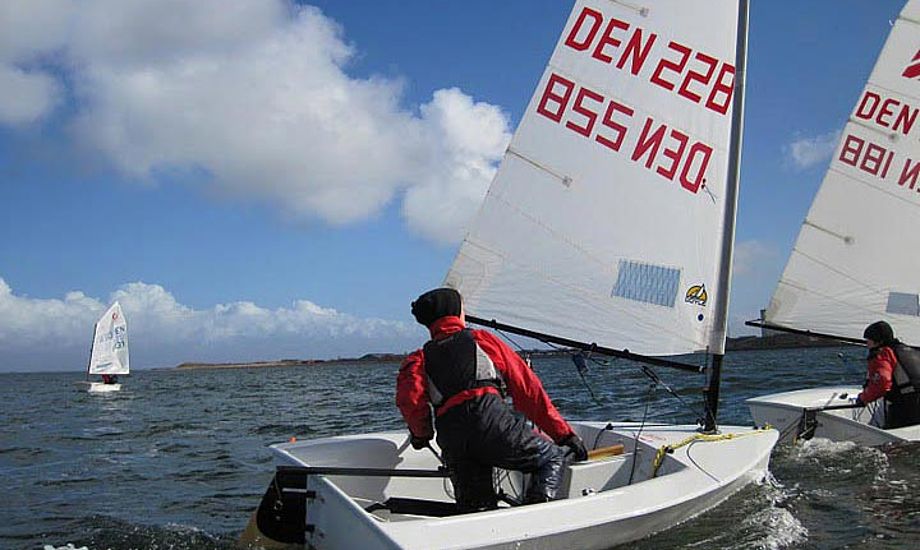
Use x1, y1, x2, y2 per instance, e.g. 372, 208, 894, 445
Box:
559, 433, 588, 462
410, 434, 432, 450
853, 396, 865, 407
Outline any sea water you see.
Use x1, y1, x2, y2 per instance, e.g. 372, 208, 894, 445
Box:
1, 346, 918, 549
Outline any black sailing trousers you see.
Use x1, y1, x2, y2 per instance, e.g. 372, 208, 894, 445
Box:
434, 392, 568, 512
886, 392, 920, 428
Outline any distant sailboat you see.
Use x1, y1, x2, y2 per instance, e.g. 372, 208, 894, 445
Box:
79, 301, 129, 393
747, 0, 920, 445
243, 2, 778, 548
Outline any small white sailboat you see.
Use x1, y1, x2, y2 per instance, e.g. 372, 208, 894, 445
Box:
243, 1, 778, 548
747, 386, 920, 446
747, 0, 920, 445
77, 301, 129, 393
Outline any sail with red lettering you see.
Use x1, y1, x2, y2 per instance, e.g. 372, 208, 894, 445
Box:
88, 301, 130, 375
446, 0, 743, 356
764, 0, 920, 344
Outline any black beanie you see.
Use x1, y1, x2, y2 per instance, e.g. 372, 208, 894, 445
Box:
411, 288, 462, 327
863, 320, 895, 344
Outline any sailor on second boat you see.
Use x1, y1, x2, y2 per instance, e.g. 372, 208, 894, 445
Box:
397, 288, 587, 511
857, 320, 920, 429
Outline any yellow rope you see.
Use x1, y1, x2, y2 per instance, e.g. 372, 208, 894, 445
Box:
650, 426, 774, 478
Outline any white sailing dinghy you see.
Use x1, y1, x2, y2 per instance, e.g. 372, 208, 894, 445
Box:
244, 1, 777, 548
746, 0, 920, 445
77, 301, 129, 393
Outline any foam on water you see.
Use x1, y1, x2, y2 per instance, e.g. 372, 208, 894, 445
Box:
636, 472, 808, 550
785, 437, 890, 482
65, 516, 230, 550
739, 474, 809, 550
791, 437, 860, 457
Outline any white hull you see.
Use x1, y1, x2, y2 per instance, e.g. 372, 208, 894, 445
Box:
269, 421, 778, 549
76, 381, 122, 393
747, 386, 920, 446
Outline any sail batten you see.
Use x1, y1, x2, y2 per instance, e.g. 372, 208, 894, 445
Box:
447, 0, 743, 357
765, 0, 920, 346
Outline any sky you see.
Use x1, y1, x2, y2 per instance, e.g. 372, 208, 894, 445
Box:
0, 0, 907, 372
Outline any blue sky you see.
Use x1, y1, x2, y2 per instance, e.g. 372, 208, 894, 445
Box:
0, 0, 905, 371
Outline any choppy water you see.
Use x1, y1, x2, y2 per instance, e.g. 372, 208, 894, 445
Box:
2, 346, 918, 549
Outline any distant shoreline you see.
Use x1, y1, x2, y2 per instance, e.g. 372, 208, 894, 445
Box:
174, 353, 406, 371
725, 332, 848, 351
173, 333, 850, 371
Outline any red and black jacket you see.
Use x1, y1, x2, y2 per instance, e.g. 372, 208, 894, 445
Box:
859, 346, 896, 404
396, 316, 575, 443
859, 342, 920, 403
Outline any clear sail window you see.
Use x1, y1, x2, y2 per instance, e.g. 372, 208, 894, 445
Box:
886, 292, 920, 317
612, 260, 680, 308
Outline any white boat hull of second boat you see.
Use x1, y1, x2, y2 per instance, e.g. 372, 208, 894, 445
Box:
268, 421, 778, 550
76, 381, 122, 393
747, 386, 920, 445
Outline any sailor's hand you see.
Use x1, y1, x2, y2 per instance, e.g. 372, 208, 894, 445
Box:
853, 396, 865, 407
559, 433, 588, 462
410, 434, 432, 450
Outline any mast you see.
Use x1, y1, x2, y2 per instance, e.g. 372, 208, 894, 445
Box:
86, 319, 97, 381
704, 0, 749, 432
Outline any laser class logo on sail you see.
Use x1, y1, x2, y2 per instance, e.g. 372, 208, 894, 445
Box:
685, 284, 708, 306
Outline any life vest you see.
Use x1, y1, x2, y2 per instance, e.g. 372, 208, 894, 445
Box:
889, 342, 920, 399
422, 329, 504, 408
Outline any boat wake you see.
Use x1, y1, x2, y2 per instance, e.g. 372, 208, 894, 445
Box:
738, 474, 809, 550
634, 472, 807, 550
782, 437, 889, 482
39, 516, 235, 550
764, 438, 920, 545
790, 437, 860, 457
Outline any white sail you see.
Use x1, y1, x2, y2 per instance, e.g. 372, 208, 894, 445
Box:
88, 301, 129, 375
765, 0, 920, 345
446, 0, 742, 356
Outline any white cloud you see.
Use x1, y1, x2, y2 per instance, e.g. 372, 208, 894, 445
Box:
728, 239, 783, 337
0, 65, 61, 125
0, 277, 423, 372
0, 0, 70, 125
0, 0, 511, 243
403, 88, 510, 243
0, 1, 72, 61
732, 239, 778, 278
786, 130, 841, 170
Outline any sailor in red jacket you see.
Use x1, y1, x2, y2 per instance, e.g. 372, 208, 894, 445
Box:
397, 288, 587, 511
857, 320, 920, 428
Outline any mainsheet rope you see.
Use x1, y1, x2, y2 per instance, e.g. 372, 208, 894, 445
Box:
650, 426, 775, 479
